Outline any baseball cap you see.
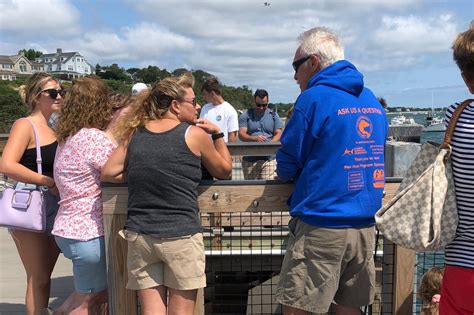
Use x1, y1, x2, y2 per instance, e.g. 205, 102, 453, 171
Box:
132, 83, 148, 96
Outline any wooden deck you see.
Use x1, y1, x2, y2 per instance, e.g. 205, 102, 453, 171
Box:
0, 228, 74, 314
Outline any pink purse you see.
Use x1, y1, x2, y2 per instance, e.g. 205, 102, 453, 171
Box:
0, 119, 46, 232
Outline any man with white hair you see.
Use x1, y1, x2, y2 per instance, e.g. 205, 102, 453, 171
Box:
275, 27, 388, 315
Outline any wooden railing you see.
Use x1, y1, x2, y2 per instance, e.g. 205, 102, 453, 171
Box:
101, 143, 413, 315
0, 136, 415, 314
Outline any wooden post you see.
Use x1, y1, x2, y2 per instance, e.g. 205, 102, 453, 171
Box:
103, 186, 138, 314
392, 246, 415, 315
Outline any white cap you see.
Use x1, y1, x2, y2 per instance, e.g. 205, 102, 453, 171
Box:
132, 83, 148, 96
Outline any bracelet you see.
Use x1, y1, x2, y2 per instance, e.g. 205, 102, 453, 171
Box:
212, 132, 224, 140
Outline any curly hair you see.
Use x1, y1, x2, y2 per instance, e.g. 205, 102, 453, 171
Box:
113, 72, 194, 143
55, 77, 111, 143
418, 267, 444, 303
17, 72, 57, 113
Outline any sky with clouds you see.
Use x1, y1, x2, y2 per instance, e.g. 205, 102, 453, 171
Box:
0, 0, 473, 107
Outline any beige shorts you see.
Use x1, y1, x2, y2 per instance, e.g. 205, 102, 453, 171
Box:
120, 230, 206, 291
275, 218, 376, 313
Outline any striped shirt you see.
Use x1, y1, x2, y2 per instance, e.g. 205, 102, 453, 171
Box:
444, 100, 474, 269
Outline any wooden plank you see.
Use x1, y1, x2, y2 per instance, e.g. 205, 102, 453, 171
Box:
103, 213, 138, 314
103, 184, 293, 215
201, 212, 291, 227
194, 288, 204, 315
392, 246, 415, 315
227, 142, 280, 156
198, 184, 292, 213
103, 182, 400, 215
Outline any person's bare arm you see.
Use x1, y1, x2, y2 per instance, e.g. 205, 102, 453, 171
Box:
101, 144, 128, 183
238, 127, 266, 142
227, 131, 238, 143
271, 128, 283, 142
193, 119, 232, 179
0, 119, 55, 187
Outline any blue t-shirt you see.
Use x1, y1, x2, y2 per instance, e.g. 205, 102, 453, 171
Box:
239, 108, 283, 161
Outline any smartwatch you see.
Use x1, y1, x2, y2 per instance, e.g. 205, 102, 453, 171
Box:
212, 132, 225, 140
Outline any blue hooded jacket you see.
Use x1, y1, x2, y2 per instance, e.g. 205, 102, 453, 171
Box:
277, 60, 388, 228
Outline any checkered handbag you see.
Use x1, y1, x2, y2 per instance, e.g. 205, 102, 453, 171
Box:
375, 99, 473, 252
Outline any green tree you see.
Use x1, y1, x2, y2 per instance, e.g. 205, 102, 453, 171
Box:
135, 66, 170, 84
18, 49, 43, 61
0, 80, 27, 133
96, 65, 130, 82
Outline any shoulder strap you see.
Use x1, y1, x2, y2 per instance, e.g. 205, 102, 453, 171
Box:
247, 108, 255, 123
442, 99, 474, 148
271, 109, 276, 131
20, 118, 43, 175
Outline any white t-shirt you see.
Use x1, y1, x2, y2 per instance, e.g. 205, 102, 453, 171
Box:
199, 101, 239, 143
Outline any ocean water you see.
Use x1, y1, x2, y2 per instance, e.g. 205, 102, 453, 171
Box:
387, 112, 445, 143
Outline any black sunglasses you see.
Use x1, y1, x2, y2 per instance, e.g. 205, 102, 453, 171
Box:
255, 103, 268, 108
41, 88, 66, 99
292, 55, 311, 72
182, 98, 197, 106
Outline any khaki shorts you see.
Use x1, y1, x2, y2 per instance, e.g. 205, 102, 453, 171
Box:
275, 218, 375, 313
120, 230, 206, 291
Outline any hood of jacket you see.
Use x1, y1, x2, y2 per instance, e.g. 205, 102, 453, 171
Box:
307, 60, 364, 97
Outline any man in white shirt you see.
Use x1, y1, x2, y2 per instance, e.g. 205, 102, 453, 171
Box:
199, 77, 238, 143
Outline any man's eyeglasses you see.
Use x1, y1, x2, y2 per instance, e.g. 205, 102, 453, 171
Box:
182, 98, 197, 107
41, 88, 66, 100
292, 55, 311, 72
255, 103, 268, 108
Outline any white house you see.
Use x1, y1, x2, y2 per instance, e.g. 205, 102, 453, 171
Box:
36, 48, 95, 79
0, 54, 44, 80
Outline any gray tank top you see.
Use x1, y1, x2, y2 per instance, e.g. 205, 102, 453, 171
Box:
125, 123, 202, 238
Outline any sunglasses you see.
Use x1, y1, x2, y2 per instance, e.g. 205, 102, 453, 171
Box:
292, 55, 311, 72
255, 103, 268, 108
182, 98, 197, 106
41, 88, 66, 100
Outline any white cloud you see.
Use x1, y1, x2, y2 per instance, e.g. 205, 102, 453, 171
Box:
0, 0, 470, 105
374, 14, 457, 55
0, 0, 80, 36
65, 22, 194, 66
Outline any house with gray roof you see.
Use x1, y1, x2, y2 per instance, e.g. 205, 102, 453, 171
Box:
36, 48, 95, 79
0, 54, 44, 80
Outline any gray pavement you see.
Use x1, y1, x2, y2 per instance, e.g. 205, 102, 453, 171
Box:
0, 228, 74, 315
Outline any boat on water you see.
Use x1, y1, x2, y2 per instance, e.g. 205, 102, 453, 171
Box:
390, 114, 418, 126
423, 113, 446, 132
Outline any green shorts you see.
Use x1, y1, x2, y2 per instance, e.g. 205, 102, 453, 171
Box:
275, 218, 376, 313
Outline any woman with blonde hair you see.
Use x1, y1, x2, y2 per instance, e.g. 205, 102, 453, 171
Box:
101, 72, 232, 314
0, 72, 64, 314
52, 77, 127, 314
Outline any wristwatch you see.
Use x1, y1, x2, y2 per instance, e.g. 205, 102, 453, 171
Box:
212, 132, 225, 140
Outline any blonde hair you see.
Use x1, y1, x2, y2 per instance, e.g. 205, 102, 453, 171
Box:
452, 21, 474, 82
55, 77, 111, 143
18, 72, 57, 112
298, 27, 344, 69
113, 72, 195, 143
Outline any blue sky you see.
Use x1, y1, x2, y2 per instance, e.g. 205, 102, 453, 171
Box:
0, 0, 473, 107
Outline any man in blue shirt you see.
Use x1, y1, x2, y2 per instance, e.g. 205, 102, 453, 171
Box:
275, 27, 388, 315
238, 89, 283, 179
